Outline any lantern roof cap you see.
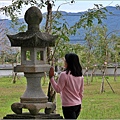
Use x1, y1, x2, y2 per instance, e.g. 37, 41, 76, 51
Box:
7, 6, 58, 47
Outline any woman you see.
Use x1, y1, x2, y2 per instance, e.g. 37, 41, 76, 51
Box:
49, 53, 84, 119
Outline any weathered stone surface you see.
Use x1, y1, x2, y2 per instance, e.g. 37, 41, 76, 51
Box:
20, 73, 48, 103
14, 65, 50, 72
7, 6, 58, 47
24, 6, 42, 28
7, 32, 58, 47
11, 102, 56, 115
3, 113, 63, 119
11, 103, 23, 114
5, 6, 59, 117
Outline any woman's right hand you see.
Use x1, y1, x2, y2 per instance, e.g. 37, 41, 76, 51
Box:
49, 66, 54, 79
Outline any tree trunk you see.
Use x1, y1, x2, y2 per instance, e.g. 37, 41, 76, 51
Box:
84, 67, 89, 85
114, 66, 117, 81
90, 67, 96, 82
100, 66, 106, 93
44, 0, 56, 113
100, 73, 105, 93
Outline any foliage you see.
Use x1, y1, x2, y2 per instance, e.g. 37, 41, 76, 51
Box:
0, 0, 44, 20
82, 25, 120, 68
81, 24, 120, 91
0, 21, 9, 51
0, 1, 112, 65
0, 20, 21, 64
69, 4, 109, 35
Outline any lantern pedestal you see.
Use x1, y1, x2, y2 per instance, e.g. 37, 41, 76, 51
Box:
10, 69, 56, 115
20, 73, 48, 103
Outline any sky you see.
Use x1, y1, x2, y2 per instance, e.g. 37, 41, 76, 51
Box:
0, 0, 120, 19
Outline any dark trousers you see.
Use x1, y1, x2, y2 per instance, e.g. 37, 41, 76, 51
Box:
62, 104, 81, 119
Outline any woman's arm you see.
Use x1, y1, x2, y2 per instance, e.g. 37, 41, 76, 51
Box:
50, 72, 67, 93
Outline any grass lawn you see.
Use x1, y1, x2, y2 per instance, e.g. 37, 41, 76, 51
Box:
0, 75, 120, 119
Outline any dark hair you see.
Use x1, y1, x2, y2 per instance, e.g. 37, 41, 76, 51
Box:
65, 53, 82, 77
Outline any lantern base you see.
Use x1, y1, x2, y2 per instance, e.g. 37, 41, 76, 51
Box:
11, 102, 56, 115
3, 112, 63, 119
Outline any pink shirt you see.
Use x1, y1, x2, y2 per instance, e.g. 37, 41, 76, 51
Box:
50, 71, 84, 107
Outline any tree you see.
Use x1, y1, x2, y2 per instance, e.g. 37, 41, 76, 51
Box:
0, 20, 11, 64
112, 40, 120, 81
82, 28, 98, 84
83, 24, 118, 93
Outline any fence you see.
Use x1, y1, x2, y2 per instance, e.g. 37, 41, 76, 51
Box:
0, 64, 120, 77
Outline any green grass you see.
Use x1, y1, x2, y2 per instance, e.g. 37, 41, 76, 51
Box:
0, 76, 120, 119
0, 76, 26, 117
79, 76, 120, 119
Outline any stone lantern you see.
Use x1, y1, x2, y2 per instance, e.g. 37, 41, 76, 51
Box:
6, 6, 58, 116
